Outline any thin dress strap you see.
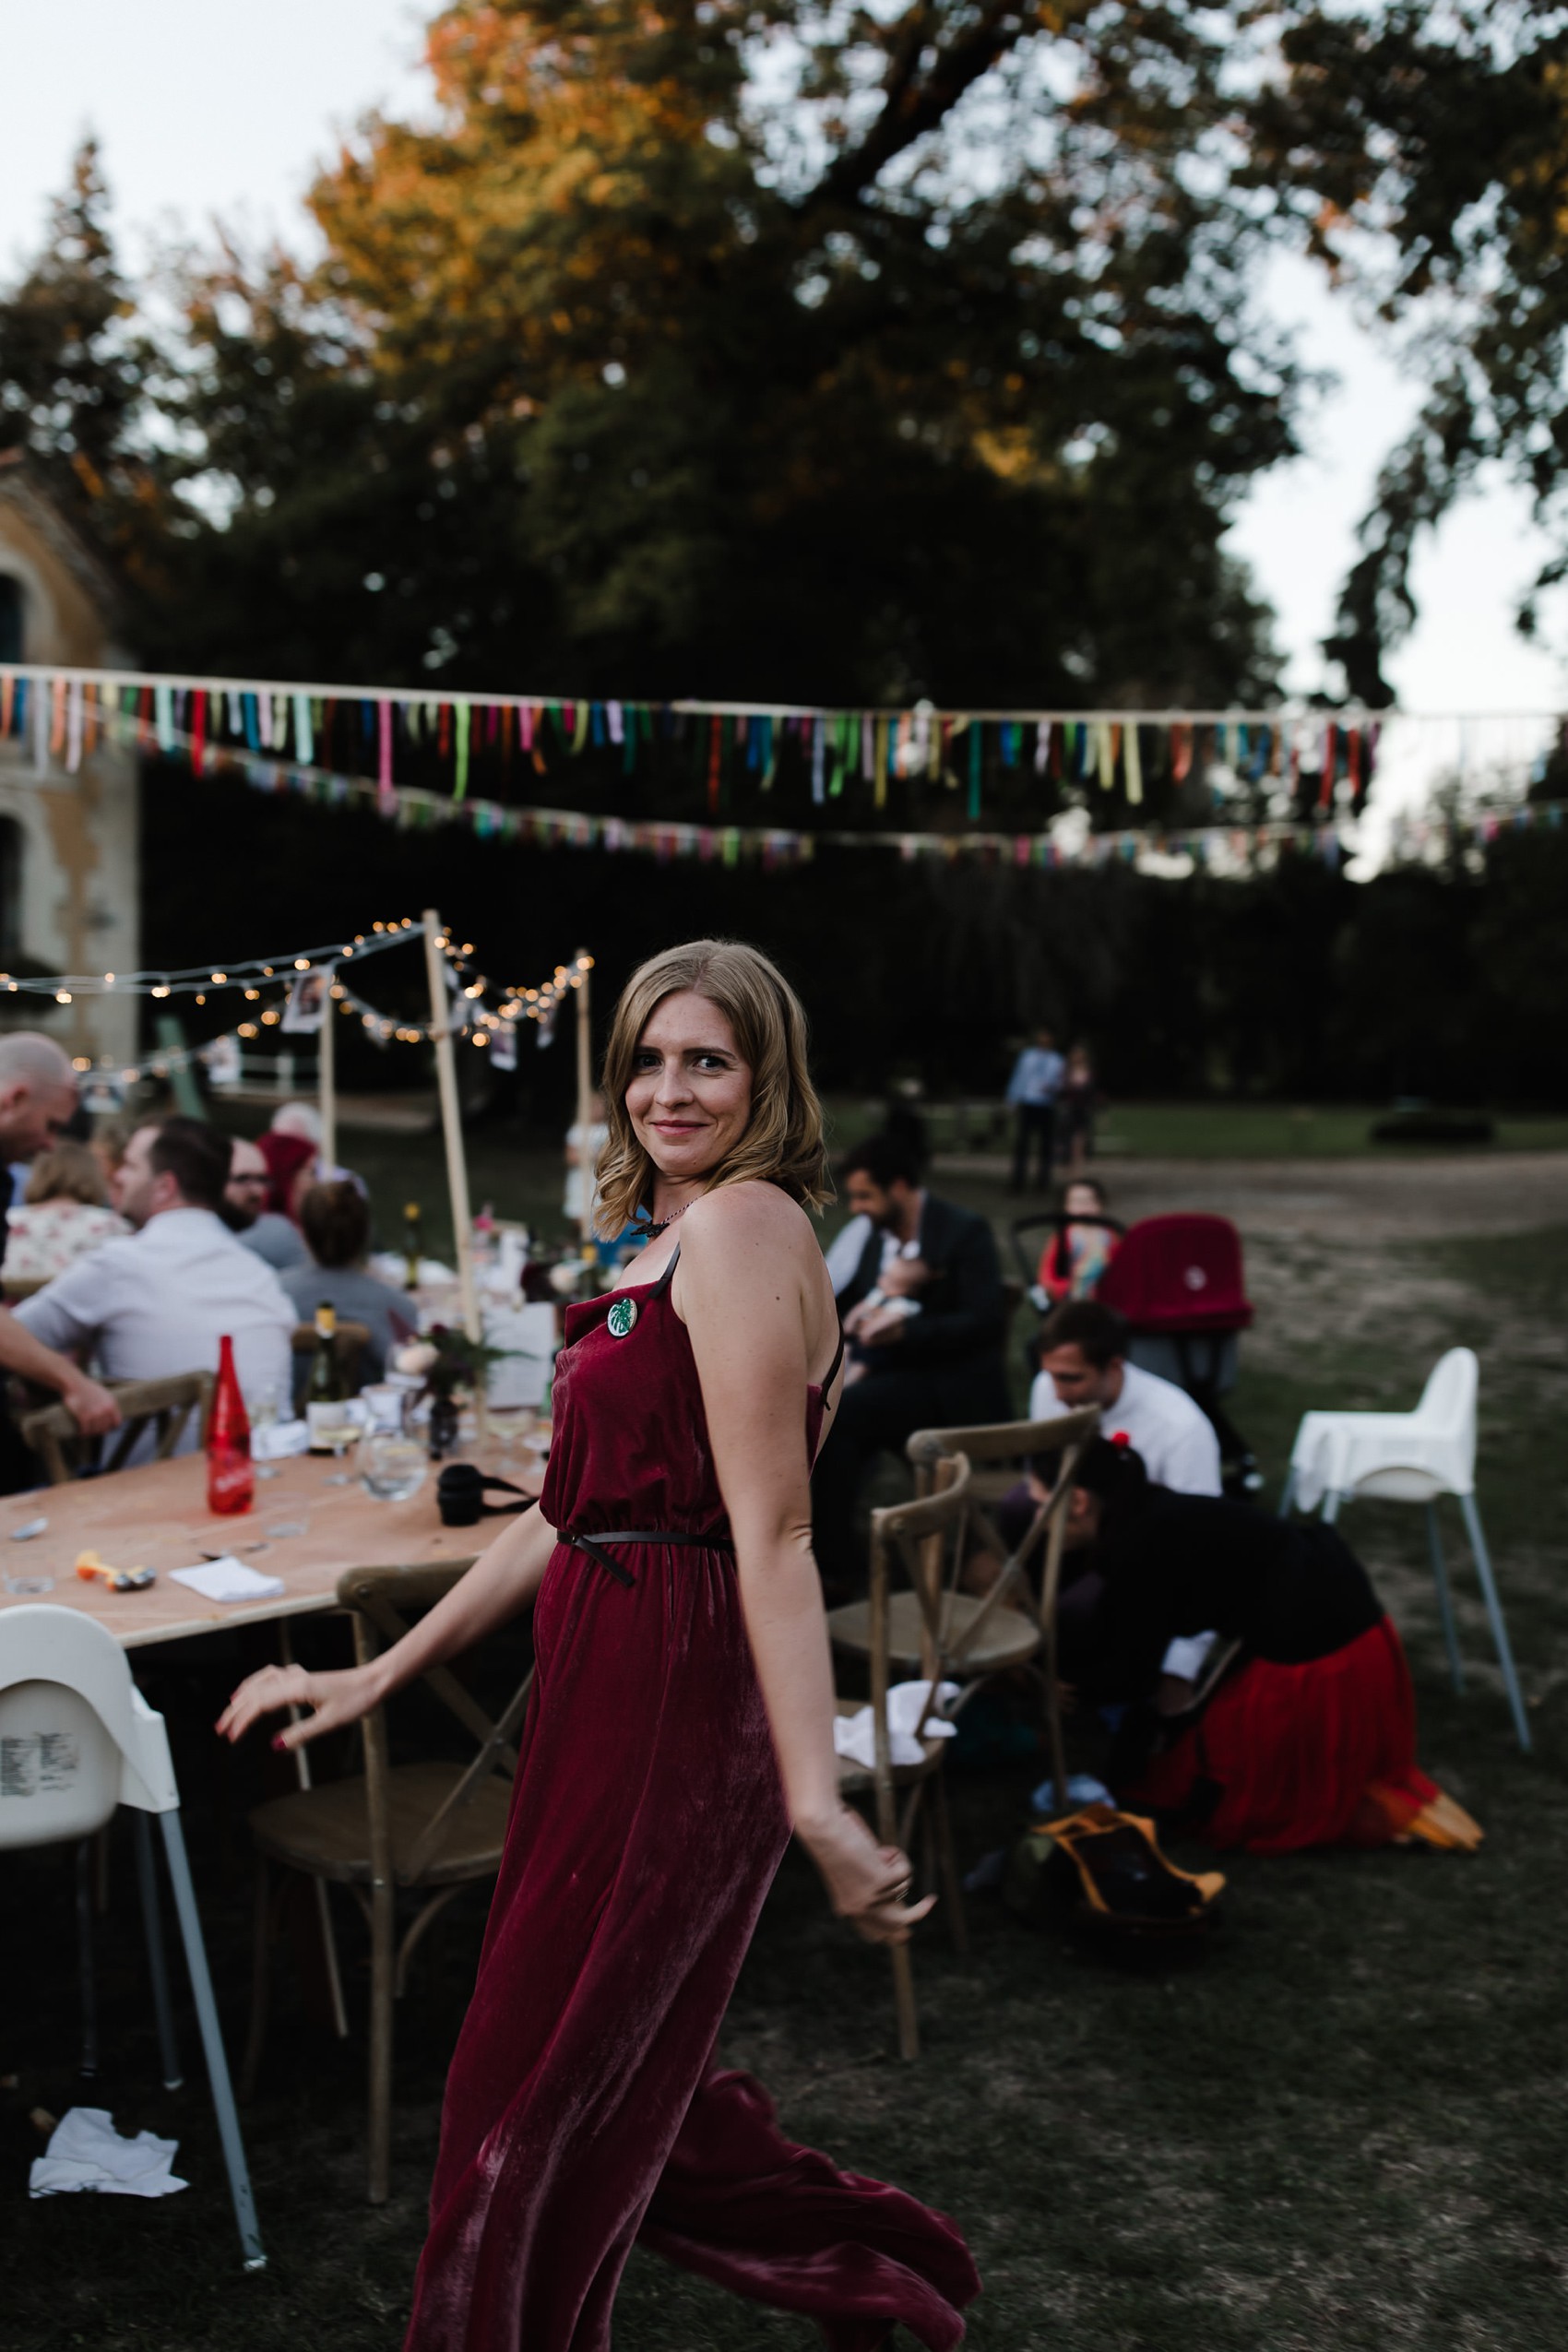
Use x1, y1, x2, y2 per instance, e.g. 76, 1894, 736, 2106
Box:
647, 1241, 681, 1299
816, 1324, 845, 1402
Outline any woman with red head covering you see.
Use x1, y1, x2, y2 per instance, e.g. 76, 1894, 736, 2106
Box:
255, 1130, 316, 1224
1056, 1438, 1480, 1855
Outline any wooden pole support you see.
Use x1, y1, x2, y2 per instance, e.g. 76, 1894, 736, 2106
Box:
318, 962, 337, 1179
575, 950, 594, 1245
421, 909, 481, 1348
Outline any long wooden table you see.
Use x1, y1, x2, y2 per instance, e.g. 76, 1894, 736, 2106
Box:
0, 1441, 543, 1648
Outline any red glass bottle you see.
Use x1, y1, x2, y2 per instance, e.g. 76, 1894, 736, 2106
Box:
208, 1334, 255, 1516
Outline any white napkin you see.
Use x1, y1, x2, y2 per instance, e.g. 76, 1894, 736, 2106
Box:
370, 1252, 454, 1287
170, 1557, 286, 1603
833, 1679, 961, 1770
30, 2107, 187, 2199
251, 1418, 309, 1461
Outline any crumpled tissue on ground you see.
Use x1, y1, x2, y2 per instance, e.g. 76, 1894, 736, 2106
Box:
832, 1680, 961, 1770
29, 2106, 187, 2199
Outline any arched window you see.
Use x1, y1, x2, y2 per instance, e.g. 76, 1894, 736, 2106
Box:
0, 575, 21, 664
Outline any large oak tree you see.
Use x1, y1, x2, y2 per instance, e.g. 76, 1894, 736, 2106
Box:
135, 0, 1297, 705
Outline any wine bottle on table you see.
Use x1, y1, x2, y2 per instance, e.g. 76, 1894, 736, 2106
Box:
306, 1302, 347, 1453
207, 1334, 254, 1516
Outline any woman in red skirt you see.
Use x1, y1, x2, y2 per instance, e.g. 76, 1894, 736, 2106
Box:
220, 941, 980, 2350
1054, 1439, 1479, 1855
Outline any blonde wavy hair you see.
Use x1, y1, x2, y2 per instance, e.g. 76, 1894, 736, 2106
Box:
594, 940, 830, 1237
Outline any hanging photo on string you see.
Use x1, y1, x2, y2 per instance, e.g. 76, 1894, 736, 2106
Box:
490, 1021, 517, 1073
80, 1075, 125, 1117
281, 968, 328, 1034
203, 1035, 244, 1089
444, 958, 472, 1036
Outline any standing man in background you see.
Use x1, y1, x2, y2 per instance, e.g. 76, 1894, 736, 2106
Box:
1005, 1025, 1065, 1190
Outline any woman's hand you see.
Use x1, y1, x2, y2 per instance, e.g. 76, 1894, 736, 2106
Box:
799, 1804, 937, 1946
216, 1659, 383, 1753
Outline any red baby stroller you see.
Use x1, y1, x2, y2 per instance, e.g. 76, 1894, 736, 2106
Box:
1011, 1210, 1261, 1496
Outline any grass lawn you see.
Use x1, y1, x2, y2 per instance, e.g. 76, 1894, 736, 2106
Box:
222, 1094, 1568, 1270
1039, 1102, 1568, 1161
5, 1182, 1566, 2349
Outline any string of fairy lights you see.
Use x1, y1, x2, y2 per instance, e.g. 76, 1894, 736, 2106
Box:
5, 916, 594, 1086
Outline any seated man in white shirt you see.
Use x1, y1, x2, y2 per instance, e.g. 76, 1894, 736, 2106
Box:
1028, 1297, 1222, 1697
1029, 1298, 1222, 1496
15, 1115, 295, 1455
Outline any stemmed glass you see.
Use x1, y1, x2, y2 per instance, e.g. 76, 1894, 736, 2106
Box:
248, 1380, 285, 1479
322, 1420, 361, 1486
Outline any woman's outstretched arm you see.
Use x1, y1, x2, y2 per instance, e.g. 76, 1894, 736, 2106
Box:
216, 1502, 560, 1752
680, 1185, 934, 1948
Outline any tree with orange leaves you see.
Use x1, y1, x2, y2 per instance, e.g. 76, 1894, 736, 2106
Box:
19, 6, 1301, 709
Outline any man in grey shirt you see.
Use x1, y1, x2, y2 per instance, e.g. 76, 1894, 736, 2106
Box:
16, 1118, 294, 1453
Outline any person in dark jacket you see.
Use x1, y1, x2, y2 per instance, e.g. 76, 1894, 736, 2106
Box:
1054, 1439, 1478, 1856
811, 1131, 1009, 1594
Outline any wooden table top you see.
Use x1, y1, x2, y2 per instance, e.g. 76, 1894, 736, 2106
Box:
0, 1439, 544, 1649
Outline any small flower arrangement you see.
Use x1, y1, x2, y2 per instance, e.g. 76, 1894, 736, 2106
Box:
393, 1324, 516, 1401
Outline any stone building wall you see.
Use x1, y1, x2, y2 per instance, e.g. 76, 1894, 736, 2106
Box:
0, 456, 140, 1066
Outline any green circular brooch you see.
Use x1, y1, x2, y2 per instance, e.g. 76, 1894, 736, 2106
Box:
606, 1297, 638, 1339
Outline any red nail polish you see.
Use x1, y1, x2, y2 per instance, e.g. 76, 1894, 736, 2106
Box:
270, 1733, 287, 1752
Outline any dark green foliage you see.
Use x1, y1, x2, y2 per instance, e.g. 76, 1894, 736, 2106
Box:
141, 759, 1568, 1108
1, 7, 1298, 708
1250, 5, 1568, 696
0, 142, 169, 591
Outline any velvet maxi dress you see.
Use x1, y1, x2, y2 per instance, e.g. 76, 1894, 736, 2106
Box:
403, 1251, 980, 2352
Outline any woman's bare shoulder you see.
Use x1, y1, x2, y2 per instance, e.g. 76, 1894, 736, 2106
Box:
681, 1182, 821, 1270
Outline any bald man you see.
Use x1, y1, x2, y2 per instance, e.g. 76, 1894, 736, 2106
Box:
0, 1032, 119, 1441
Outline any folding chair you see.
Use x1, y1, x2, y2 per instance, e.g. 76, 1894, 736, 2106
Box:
826, 1408, 1099, 1815
0, 1605, 265, 2269
241, 1558, 529, 2204
1280, 1347, 1528, 1750
834, 1455, 973, 2061
20, 1371, 215, 1484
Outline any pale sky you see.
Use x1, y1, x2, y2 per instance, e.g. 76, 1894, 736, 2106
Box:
2, 0, 1562, 780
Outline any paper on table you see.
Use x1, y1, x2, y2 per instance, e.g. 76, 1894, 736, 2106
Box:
251, 1418, 309, 1461
169, 1557, 286, 1604
30, 2106, 187, 2198
481, 1302, 558, 1411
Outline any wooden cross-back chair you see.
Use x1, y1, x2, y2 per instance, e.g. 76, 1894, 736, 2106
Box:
826, 1408, 1099, 1813
835, 1454, 973, 2062
240, 1558, 530, 2204
20, 1371, 216, 1485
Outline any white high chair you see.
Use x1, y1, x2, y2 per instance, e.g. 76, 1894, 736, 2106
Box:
0, 1606, 265, 2268
1279, 1348, 1529, 1752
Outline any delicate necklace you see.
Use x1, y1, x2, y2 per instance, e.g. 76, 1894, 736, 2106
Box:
642, 1196, 697, 1239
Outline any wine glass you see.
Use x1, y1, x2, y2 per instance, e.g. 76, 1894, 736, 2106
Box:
322, 1420, 361, 1486
360, 1427, 428, 1503
247, 1380, 285, 1479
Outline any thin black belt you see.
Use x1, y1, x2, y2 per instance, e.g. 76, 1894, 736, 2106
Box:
561, 1527, 734, 1588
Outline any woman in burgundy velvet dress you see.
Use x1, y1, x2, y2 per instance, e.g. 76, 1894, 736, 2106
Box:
220, 941, 980, 2351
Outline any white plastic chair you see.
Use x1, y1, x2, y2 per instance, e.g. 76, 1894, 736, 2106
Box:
1280, 1348, 1528, 1751
0, 1606, 265, 2268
